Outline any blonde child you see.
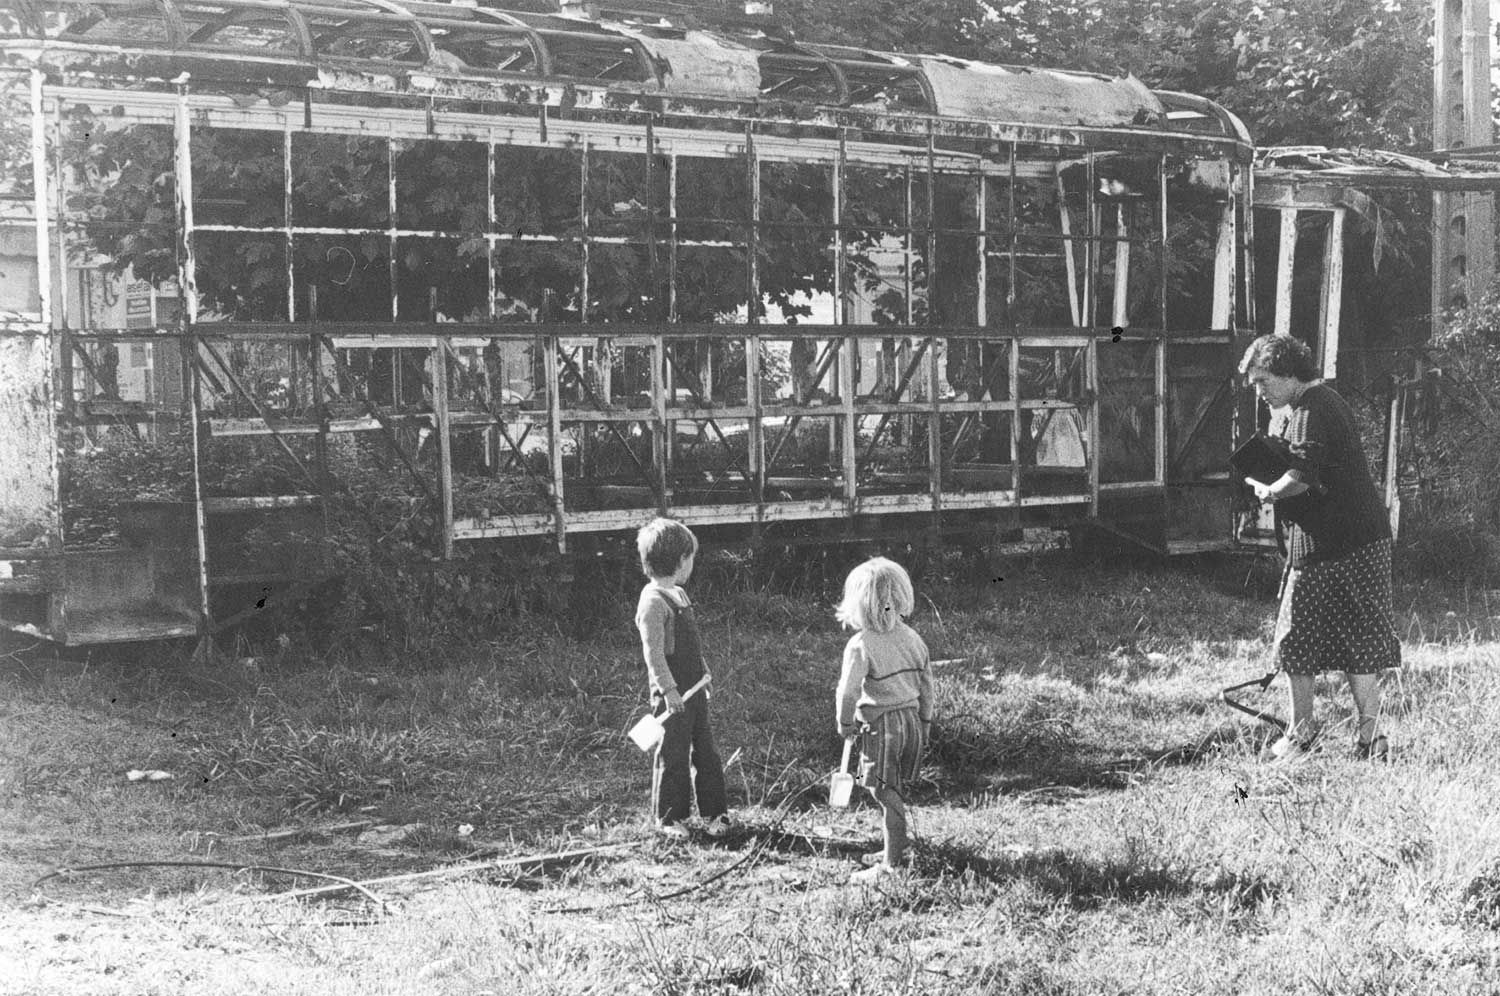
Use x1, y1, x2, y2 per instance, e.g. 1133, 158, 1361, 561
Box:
834, 556, 933, 883
634, 518, 730, 840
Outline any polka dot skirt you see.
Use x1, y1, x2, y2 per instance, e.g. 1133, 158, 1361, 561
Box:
1275, 538, 1401, 676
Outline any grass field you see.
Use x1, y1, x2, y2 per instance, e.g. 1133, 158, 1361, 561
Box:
3, 549, 1500, 995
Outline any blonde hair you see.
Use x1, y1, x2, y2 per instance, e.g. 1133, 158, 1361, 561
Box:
835, 557, 914, 633
636, 517, 698, 579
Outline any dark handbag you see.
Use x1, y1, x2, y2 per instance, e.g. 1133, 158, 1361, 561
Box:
1229, 434, 1294, 485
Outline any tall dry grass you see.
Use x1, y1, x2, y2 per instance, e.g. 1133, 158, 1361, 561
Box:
3, 554, 1500, 995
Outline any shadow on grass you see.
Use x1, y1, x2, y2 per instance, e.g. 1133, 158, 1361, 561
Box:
928, 723, 1268, 806
914, 839, 1280, 912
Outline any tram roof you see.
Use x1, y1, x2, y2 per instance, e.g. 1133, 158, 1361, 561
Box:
1, 0, 1251, 153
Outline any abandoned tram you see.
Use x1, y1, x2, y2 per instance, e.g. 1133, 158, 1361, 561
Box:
2, 0, 1273, 643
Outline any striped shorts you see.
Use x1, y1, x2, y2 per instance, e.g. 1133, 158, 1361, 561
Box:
857, 707, 924, 795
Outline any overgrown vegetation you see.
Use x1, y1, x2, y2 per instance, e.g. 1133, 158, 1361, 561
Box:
1397, 293, 1500, 583
4, 554, 1500, 994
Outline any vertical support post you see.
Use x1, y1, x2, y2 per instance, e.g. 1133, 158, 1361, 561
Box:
27, 68, 62, 570
1112, 203, 1130, 328
925, 130, 940, 529
745, 126, 763, 508
1008, 336, 1021, 503
929, 330, 941, 510
1057, 170, 1081, 327
1318, 207, 1345, 380
432, 342, 454, 559
544, 336, 566, 551
837, 132, 855, 507
651, 332, 668, 513
746, 327, 763, 505
173, 81, 212, 643
1432, 0, 1494, 329
1154, 335, 1167, 487
1383, 385, 1404, 538
975, 169, 987, 327
1087, 337, 1100, 516
1211, 196, 1236, 331
1274, 208, 1297, 336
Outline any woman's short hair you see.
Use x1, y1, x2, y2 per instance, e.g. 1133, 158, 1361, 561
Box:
1237, 334, 1319, 382
836, 556, 915, 633
636, 517, 698, 579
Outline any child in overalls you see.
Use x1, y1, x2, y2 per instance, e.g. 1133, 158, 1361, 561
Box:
634, 518, 730, 839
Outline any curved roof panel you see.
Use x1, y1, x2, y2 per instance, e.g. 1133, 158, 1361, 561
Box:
0, 0, 1237, 144
917, 57, 1162, 129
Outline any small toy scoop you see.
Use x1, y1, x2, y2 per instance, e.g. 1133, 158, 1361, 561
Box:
627, 675, 711, 751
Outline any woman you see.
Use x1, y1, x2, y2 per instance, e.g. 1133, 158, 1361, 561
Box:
1238, 334, 1400, 761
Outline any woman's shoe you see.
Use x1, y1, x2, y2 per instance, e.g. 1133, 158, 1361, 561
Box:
1353, 735, 1389, 761
1262, 732, 1318, 762
704, 815, 733, 839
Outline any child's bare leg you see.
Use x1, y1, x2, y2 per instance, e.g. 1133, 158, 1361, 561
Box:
874, 787, 908, 867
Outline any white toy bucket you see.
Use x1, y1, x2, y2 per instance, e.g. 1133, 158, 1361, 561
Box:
828, 738, 856, 808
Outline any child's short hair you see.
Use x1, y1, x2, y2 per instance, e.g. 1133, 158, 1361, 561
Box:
836, 557, 914, 633
636, 517, 699, 579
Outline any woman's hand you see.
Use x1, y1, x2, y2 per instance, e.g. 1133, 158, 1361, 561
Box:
1245, 477, 1276, 503
663, 687, 685, 714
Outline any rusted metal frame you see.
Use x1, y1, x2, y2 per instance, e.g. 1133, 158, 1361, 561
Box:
195, 337, 321, 493
860, 338, 932, 467
461, 7, 548, 73
763, 337, 841, 471
554, 343, 665, 504
317, 337, 438, 505
659, 345, 753, 493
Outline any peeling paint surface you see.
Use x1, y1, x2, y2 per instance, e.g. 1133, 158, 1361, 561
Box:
0, 334, 58, 550
920, 58, 1163, 129
625, 29, 760, 98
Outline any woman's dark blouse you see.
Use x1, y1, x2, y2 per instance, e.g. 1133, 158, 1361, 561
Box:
1270, 383, 1390, 568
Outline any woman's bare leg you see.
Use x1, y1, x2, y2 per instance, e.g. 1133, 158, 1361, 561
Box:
1345, 672, 1382, 744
